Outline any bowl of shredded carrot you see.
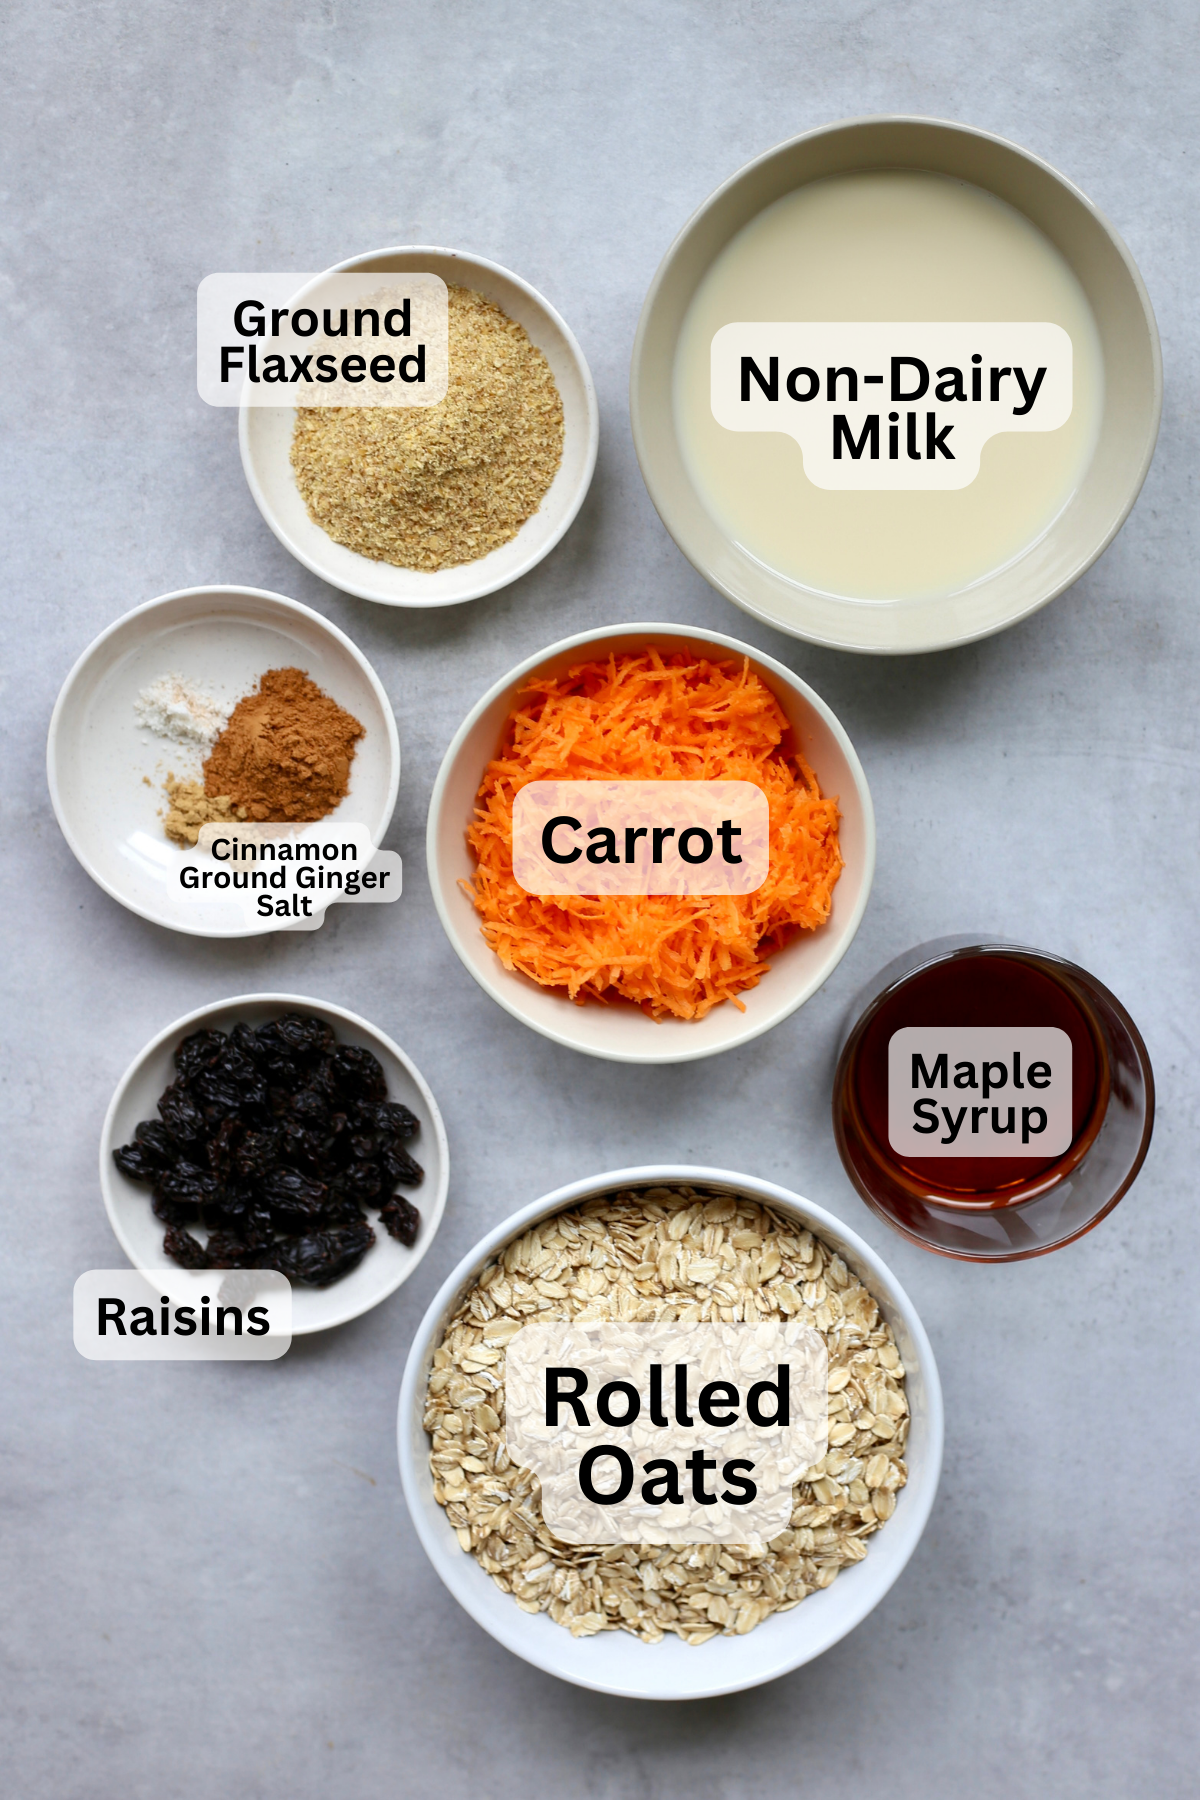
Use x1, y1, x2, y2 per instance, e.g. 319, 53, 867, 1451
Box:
427, 625, 875, 1063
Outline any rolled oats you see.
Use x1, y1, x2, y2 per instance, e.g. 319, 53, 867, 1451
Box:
424, 1187, 909, 1645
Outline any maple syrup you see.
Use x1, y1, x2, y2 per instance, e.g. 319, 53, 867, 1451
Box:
832, 941, 1154, 1261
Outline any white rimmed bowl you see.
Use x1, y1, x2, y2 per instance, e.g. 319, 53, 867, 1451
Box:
398, 1165, 943, 1699
631, 115, 1162, 654
46, 585, 400, 938
426, 622, 875, 1063
239, 247, 599, 607
101, 994, 449, 1335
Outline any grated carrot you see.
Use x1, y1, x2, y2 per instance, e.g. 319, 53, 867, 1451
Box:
464, 649, 844, 1021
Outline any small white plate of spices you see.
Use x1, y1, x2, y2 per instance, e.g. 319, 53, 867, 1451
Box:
239, 247, 599, 608
47, 585, 400, 938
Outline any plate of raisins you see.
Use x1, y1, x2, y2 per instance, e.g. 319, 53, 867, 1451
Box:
101, 995, 448, 1333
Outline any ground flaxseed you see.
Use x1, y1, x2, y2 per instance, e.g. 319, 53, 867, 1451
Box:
289, 285, 565, 571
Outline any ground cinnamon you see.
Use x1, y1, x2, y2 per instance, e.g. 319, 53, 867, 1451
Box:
202, 666, 364, 823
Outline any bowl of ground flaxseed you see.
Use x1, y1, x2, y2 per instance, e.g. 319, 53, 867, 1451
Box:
239, 247, 599, 607
397, 1166, 942, 1699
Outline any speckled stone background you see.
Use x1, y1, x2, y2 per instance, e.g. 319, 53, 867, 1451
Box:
2, 4, 1197, 1795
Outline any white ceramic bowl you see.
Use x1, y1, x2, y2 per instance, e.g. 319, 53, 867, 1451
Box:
398, 1165, 943, 1699
47, 585, 400, 938
100, 994, 449, 1335
426, 622, 875, 1063
239, 247, 599, 607
632, 116, 1162, 653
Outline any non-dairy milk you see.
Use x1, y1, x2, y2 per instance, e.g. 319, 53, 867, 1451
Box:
674, 171, 1104, 602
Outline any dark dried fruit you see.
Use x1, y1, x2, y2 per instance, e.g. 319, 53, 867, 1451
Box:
158, 1081, 207, 1144
288, 1085, 329, 1126
379, 1196, 420, 1247
134, 1119, 179, 1165
338, 1160, 386, 1205
205, 1115, 243, 1178
279, 1119, 323, 1171
354, 1099, 420, 1140
152, 1189, 196, 1226
195, 1070, 257, 1118
202, 1231, 253, 1267
112, 1142, 160, 1184
157, 1161, 221, 1206
381, 1141, 424, 1186
272, 1013, 335, 1057
162, 1226, 210, 1269
228, 1022, 266, 1062
113, 1011, 425, 1287
258, 1222, 376, 1287
261, 1167, 328, 1217
234, 1129, 282, 1180
330, 1044, 387, 1101
175, 1030, 227, 1083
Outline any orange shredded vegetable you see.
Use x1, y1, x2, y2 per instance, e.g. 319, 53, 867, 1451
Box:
465, 648, 843, 1020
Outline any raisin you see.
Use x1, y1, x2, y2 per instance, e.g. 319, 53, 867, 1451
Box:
174, 1030, 227, 1083
157, 1161, 222, 1206
320, 1191, 368, 1225
379, 1197, 420, 1247
272, 1013, 336, 1058
237, 1201, 276, 1248
234, 1129, 282, 1180
134, 1119, 179, 1165
279, 1119, 324, 1171
158, 1081, 206, 1145
258, 1221, 376, 1287
229, 1022, 266, 1062
195, 1070, 254, 1118
381, 1142, 424, 1186
330, 1045, 387, 1101
113, 1142, 160, 1184
355, 1099, 420, 1140
163, 1226, 210, 1270
338, 1161, 386, 1205
261, 1167, 328, 1217
288, 1085, 330, 1126
203, 1232, 254, 1268
152, 1189, 196, 1226
206, 1115, 244, 1178
267, 1081, 298, 1116
215, 1045, 269, 1098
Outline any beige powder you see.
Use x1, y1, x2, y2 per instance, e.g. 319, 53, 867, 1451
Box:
290, 285, 565, 571
162, 776, 245, 848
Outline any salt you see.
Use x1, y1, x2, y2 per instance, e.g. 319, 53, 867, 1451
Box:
134, 673, 228, 747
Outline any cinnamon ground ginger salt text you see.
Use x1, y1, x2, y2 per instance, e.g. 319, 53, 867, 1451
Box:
160, 667, 364, 844
289, 285, 565, 571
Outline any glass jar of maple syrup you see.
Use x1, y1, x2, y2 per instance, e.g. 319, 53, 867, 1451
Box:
832, 938, 1154, 1261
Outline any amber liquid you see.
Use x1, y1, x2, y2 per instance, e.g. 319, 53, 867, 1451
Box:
841, 951, 1110, 1207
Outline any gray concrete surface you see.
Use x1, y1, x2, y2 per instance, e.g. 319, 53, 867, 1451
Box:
1, 3, 1197, 1795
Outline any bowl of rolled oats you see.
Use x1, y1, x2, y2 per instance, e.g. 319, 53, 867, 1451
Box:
397, 1166, 942, 1698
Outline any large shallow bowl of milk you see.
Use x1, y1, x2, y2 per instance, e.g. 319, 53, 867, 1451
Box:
631, 117, 1161, 654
